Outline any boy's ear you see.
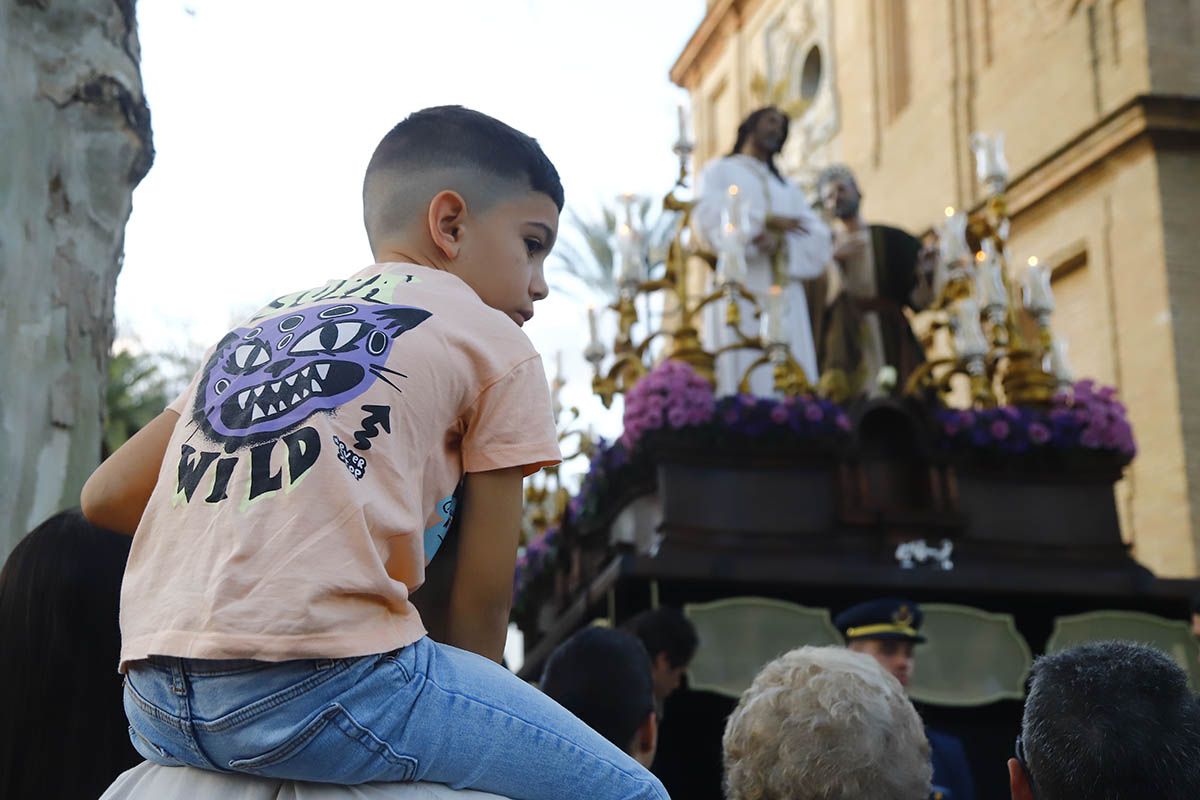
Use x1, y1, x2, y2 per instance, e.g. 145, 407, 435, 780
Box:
428, 190, 467, 259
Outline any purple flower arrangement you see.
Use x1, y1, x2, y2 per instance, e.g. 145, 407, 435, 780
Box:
935, 379, 1136, 465
513, 524, 559, 609
621, 360, 851, 451
512, 437, 651, 615
514, 361, 854, 614
715, 393, 852, 441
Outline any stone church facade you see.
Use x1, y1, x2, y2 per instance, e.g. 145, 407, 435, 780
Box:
671, 0, 1200, 576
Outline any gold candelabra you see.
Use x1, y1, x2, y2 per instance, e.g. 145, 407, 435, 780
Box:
521, 367, 597, 545
585, 133, 812, 406
904, 133, 1071, 407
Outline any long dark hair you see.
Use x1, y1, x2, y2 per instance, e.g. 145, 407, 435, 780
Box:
728, 106, 789, 183
0, 509, 138, 799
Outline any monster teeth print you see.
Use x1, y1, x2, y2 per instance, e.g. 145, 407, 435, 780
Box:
196, 302, 431, 446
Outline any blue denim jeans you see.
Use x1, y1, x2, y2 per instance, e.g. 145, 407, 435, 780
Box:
124, 636, 667, 799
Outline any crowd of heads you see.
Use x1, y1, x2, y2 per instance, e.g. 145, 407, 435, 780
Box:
6, 504, 1200, 800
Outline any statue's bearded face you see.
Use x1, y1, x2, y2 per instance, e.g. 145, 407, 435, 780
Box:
821, 178, 862, 219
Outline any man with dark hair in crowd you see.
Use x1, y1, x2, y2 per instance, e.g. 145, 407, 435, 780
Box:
623, 607, 699, 707
540, 626, 658, 768
1010, 640, 1200, 800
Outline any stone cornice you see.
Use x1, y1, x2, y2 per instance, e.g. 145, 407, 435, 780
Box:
1006, 95, 1200, 218
670, 0, 767, 89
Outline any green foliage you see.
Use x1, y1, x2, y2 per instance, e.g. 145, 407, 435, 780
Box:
103, 350, 169, 458
102, 346, 200, 458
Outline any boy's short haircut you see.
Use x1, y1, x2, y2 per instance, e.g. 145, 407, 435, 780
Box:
540, 627, 655, 752
623, 607, 699, 669
363, 105, 564, 251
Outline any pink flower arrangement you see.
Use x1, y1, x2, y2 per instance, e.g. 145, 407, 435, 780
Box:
621, 360, 715, 449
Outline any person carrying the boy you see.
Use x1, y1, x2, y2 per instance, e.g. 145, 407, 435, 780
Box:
82, 105, 669, 800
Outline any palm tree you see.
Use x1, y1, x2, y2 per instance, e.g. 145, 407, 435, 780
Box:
551, 197, 678, 300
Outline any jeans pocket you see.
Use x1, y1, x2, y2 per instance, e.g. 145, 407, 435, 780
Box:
128, 725, 187, 766
227, 702, 417, 783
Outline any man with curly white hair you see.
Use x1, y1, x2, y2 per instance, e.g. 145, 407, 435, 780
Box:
722, 645, 932, 800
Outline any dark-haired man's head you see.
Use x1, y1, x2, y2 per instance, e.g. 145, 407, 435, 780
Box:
731, 107, 789, 162
623, 607, 699, 704
1010, 641, 1200, 800
363, 105, 563, 329
540, 626, 657, 767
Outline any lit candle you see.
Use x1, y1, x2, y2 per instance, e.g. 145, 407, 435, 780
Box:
939, 209, 971, 268
616, 222, 641, 285
717, 185, 748, 286
974, 240, 1008, 312
1049, 337, 1073, 384
554, 350, 563, 381
676, 104, 689, 145
953, 298, 989, 360
1022, 257, 1055, 317
762, 285, 785, 344
587, 305, 599, 346
721, 185, 748, 243
969, 131, 1010, 187
717, 242, 746, 285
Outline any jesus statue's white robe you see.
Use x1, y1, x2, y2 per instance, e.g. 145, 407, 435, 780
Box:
693, 154, 831, 396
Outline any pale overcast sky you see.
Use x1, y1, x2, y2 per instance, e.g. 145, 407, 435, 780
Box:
119, 0, 706, 445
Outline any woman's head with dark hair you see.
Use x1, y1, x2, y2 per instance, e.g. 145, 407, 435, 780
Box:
0, 509, 139, 799
728, 106, 790, 182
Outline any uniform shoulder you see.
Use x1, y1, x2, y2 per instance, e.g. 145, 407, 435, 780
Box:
925, 726, 969, 756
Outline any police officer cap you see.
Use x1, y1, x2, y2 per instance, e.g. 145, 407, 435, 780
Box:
834, 597, 926, 644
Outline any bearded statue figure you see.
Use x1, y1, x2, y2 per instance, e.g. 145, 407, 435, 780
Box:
814, 164, 936, 400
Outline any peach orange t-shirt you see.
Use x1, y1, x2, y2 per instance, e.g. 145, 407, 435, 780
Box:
119, 264, 561, 670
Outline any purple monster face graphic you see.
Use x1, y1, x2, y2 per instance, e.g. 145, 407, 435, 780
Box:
194, 302, 431, 451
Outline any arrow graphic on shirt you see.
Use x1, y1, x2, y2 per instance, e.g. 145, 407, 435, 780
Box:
353, 405, 391, 451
